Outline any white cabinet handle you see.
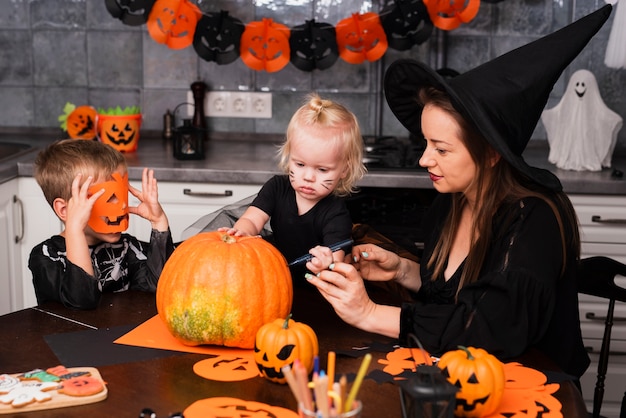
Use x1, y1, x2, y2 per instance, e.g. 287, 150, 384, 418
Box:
585, 312, 626, 322
13, 195, 24, 244
183, 188, 233, 198
591, 215, 626, 224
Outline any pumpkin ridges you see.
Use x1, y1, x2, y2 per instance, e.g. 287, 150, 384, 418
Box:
157, 232, 292, 349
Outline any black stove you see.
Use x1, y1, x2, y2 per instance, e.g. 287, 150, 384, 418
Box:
362, 135, 426, 171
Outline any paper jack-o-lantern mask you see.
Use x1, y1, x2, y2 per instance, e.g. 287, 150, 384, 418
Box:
87, 172, 129, 233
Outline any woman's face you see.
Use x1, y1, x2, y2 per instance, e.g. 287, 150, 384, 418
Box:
419, 104, 478, 200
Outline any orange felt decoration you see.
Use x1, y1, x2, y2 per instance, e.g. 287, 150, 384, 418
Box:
184, 397, 298, 418
335, 12, 388, 64
66, 106, 97, 140
378, 347, 431, 376
438, 346, 505, 417
254, 315, 319, 384
87, 172, 129, 234
422, 0, 480, 31
156, 232, 293, 349
146, 0, 201, 49
193, 354, 260, 382
240, 18, 291, 72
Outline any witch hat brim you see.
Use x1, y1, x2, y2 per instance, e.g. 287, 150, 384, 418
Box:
384, 4, 613, 191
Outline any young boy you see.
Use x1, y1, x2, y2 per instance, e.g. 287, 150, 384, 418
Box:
28, 139, 175, 309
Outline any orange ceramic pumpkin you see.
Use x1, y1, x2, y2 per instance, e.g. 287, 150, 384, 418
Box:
156, 232, 293, 349
437, 346, 505, 417
254, 314, 319, 384
66, 105, 97, 140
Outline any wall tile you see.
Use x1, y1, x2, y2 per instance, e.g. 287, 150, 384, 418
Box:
0, 87, 33, 127
33, 31, 87, 86
0, 0, 30, 29
30, 0, 86, 30
143, 32, 197, 89
34, 87, 88, 129
0, 31, 32, 86
88, 31, 142, 87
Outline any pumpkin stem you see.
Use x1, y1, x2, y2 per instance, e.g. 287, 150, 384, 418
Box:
221, 234, 238, 244
282, 313, 293, 329
458, 345, 474, 360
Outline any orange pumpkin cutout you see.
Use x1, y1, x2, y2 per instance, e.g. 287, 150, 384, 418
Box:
422, 0, 480, 31
193, 354, 260, 382
97, 113, 142, 152
146, 0, 201, 49
66, 105, 97, 140
335, 13, 388, 64
378, 347, 431, 377
184, 397, 298, 418
240, 18, 291, 72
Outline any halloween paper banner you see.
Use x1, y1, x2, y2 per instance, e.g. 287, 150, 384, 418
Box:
105, 0, 480, 72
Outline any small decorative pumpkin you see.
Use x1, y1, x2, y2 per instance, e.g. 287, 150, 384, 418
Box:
422, 0, 480, 31
66, 105, 97, 140
156, 232, 293, 349
193, 10, 244, 65
96, 113, 142, 152
335, 12, 388, 64
146, 0, 201, 49
240, 18, 291, 72
437, 346, 505, 417
254, 314, 318, 384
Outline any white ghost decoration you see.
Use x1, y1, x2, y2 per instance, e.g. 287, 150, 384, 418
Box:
542, 69, 623, 171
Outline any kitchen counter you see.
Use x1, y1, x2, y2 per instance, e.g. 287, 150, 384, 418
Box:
2, 131, 626, 194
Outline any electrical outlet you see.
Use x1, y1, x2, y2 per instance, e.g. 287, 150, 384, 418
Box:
187, 91, 272, 118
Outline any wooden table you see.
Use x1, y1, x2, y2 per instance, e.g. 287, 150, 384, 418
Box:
0, 285, 588, 417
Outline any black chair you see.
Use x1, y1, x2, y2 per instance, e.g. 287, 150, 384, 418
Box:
578, 256, 626, 418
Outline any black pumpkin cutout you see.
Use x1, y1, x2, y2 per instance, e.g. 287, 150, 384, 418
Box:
289, 20, 339, 72
105, 0, 155, 26
380, 0, 433, 51
193, 11, 244, 65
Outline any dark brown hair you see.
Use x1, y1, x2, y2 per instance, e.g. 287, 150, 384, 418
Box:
418, 87, 580, 293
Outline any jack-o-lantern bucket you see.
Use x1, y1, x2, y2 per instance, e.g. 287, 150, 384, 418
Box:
97, 113, 142, 152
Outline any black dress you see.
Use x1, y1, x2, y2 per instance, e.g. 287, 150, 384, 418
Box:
251, 175, 353, 281
399, 194, 589, 379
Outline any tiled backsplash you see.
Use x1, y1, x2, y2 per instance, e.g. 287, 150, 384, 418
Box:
1, 0, 624, 150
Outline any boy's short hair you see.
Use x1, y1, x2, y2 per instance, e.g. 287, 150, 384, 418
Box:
279, 93, 366, 196
34, 139, 127, 207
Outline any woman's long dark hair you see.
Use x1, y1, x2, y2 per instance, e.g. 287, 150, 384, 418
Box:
419, 87, 580, 294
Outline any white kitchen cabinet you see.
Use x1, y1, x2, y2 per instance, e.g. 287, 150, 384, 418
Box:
570, 194, 626, 418
128, 181, 261, 243
17, 177, 64, 310
0, 179, 22, 315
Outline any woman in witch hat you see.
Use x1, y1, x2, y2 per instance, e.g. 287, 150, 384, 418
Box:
304, 5, 613, 379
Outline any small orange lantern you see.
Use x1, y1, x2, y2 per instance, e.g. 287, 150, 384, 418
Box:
97, 113, 142, 153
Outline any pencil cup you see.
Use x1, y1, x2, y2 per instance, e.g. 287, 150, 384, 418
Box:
298, 400, 362, 418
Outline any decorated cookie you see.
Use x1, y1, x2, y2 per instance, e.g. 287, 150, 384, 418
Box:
0, 381, 58, 407
58, 376, 105, 397
20, 369, 61, 382
0, 374, 20, 393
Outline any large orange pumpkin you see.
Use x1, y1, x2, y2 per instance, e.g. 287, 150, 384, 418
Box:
156, 231, 293, 349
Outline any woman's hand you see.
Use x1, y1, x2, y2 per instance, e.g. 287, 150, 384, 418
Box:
305, 262, 401, 338
350, 244, 402, 282
128, 168, 169, 232
306, 262, 375, 328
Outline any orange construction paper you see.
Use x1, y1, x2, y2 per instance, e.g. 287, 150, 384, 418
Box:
114, 315, 252, 358
184, 397, 298, 418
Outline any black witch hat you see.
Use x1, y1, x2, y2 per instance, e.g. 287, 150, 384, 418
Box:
384, 5, 613, 191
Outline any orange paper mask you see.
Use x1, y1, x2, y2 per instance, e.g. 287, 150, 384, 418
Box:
87, 172, 129, 233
